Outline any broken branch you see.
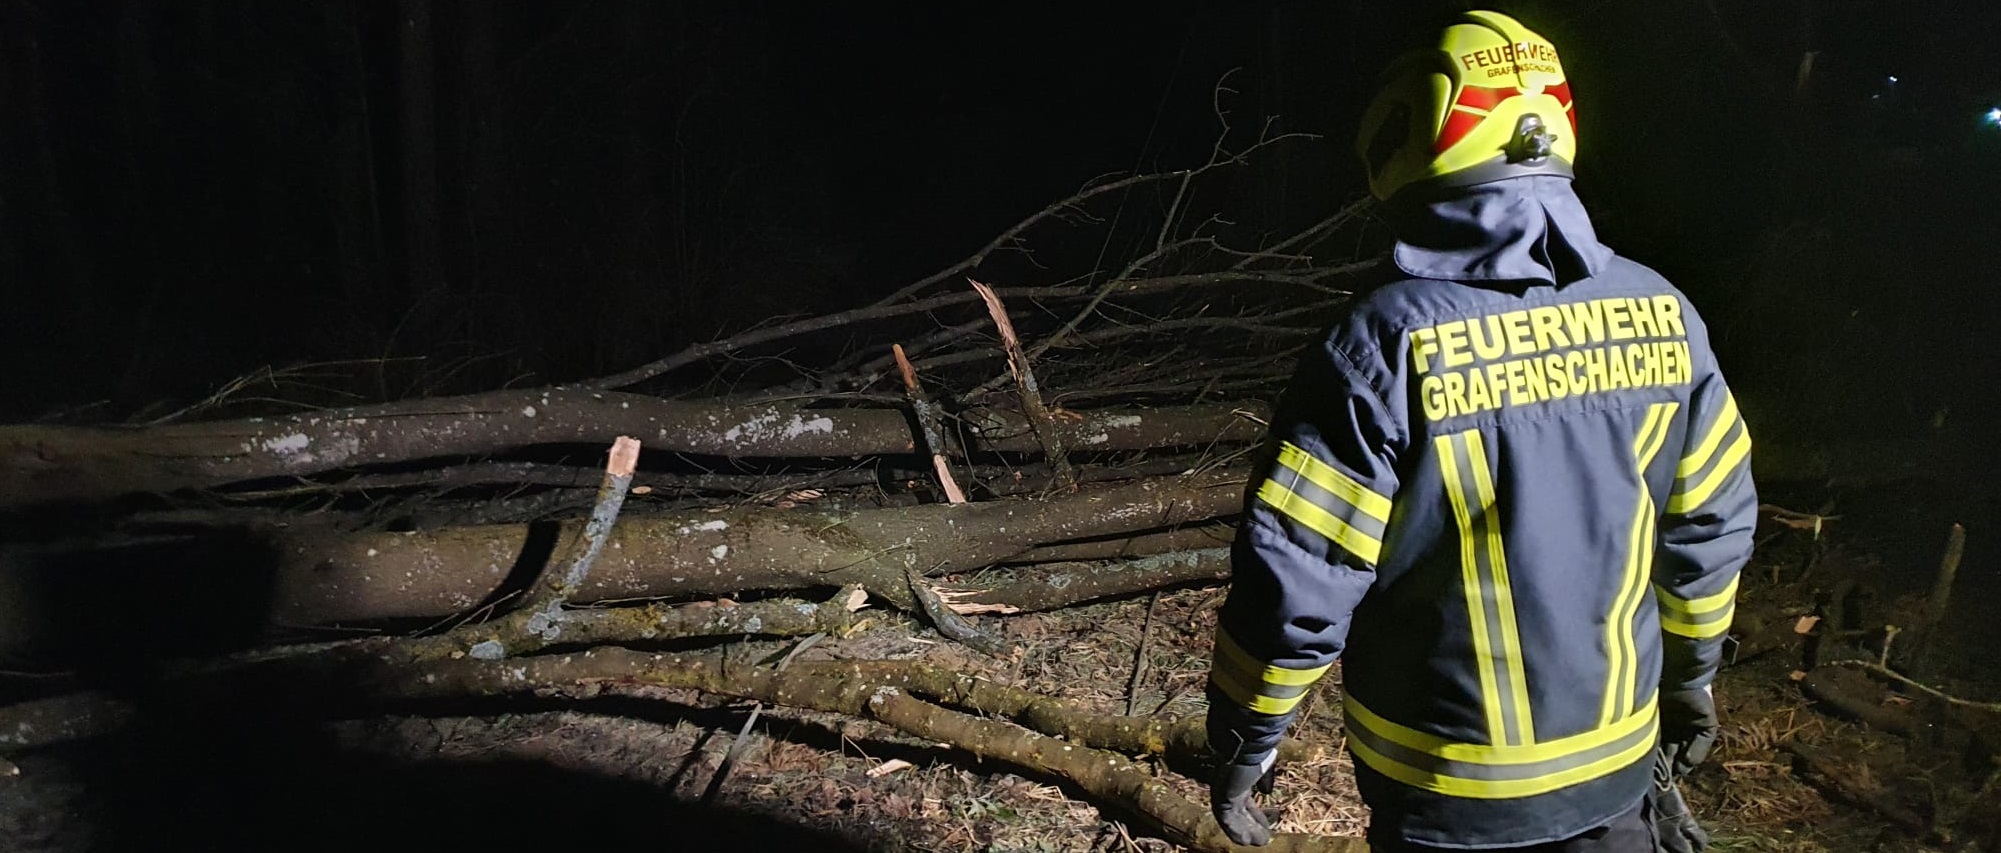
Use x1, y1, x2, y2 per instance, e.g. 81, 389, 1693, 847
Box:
972, 278, 1075, 491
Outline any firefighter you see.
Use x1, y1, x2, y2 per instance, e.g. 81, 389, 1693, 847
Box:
1203, 10, 1755, 851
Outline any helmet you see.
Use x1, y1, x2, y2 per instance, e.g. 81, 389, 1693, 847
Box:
1355, 10, 1578, 202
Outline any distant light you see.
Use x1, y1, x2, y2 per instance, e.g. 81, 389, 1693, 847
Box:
1987, 107, 2001, 127
1887, 75, 1899, 84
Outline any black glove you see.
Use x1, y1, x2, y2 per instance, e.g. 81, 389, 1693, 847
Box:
1210, 760, 1276, 846
1649, 750, 1712, 852
1659, 686, 1719, 778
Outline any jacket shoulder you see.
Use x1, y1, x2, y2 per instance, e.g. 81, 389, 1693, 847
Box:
1596, 256, 1720, 347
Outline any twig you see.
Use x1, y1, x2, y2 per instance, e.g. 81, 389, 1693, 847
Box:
1126, 592, 1163, 716
870, 170, 1206, 308
580, 270, 1322, 391
842, 307, 1334, 395
1823, 659, 2001, 714
141, 358, 420, 425
869, 132, 1321, 310
1878, 625, 1901, 668
971, 278, 1075, 490
1229, 202, 1376, 271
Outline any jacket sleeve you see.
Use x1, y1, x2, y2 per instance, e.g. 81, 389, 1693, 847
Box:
1206, 340, 1403, 765
1653, 365, 1757, 691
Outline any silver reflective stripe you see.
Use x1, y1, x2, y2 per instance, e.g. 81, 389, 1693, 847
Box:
1270, 462, 1391, 544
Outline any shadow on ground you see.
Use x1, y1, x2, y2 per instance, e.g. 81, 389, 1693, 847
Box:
5, 714, 872, 853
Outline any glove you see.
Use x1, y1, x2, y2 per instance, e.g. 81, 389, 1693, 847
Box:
1649, 750, 1712, 852
1659, 686, 1719, 778
1210, 759, 1276, 846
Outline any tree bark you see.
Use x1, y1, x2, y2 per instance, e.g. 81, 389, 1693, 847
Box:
943, 548, 1232, 614
0, 392, 1266, 509
265, 470, 1245, 625
0, 393, 1917, 511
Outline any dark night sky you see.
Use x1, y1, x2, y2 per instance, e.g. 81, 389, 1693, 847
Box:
3, 1, 1999, 435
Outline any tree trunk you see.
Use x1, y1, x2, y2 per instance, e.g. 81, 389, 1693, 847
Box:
0, 392, 1265, 508
265, 470, 1244, 625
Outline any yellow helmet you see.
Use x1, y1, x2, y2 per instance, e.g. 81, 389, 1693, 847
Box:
1355, 10, 1578, 202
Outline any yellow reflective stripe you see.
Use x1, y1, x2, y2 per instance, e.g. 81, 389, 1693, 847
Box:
1257, 480, 1385, 565
1437, 433, 1507, 747
1276, 441, 1393, 522
1676, 392, 1739, 479
1343, 694, 1660, 800
1604, 403, 1676, 726
1345, 694, 1658, 766
1438, 431, 1534, 747
1606, 402, 1669, 722
1657, 574, 1740, 618
1214, 629, 1332, 687
1631, 402, 1669, 460
1209, 629, 1330, 716
1464, 430, 1534, 746
1209, 661, 1299, 715
1667, 428, 1751, 514
1346, 714, 1658, 800
1659, 574, 1740, 639
1660, 609, 1736, 639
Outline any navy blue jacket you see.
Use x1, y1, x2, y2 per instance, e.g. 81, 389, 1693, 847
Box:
1205, 177, 1757, 848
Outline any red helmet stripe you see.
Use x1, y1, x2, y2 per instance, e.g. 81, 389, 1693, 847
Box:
1437, 82, 1577, 153
1436, 84, 1520, 153
1435, 109, 1486, 154
1543, 81, 1577, 134
1454, 83, 1520, 112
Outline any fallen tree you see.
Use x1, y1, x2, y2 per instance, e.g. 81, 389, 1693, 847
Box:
264, 468, 1245, 625
0, 448, 1312, 851
0, 394, 1266, 510
1, 134, 1377, 849
374, 648, 1364, 853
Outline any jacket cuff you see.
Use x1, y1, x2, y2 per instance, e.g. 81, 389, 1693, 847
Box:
1205, 685, 1292, 766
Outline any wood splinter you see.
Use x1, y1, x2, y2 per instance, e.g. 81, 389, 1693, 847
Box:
893, 342, 967, 504
971, 277, 1076, 491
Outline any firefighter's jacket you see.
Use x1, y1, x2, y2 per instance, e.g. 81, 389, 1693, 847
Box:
1206, 177, 1757, 848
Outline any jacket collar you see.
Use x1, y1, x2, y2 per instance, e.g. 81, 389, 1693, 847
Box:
1387, 176, 1613, 287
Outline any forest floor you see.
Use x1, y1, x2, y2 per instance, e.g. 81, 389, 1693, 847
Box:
2, 483, 1996, 853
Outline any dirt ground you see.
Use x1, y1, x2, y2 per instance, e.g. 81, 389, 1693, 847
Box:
3, 484, 1996, 852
